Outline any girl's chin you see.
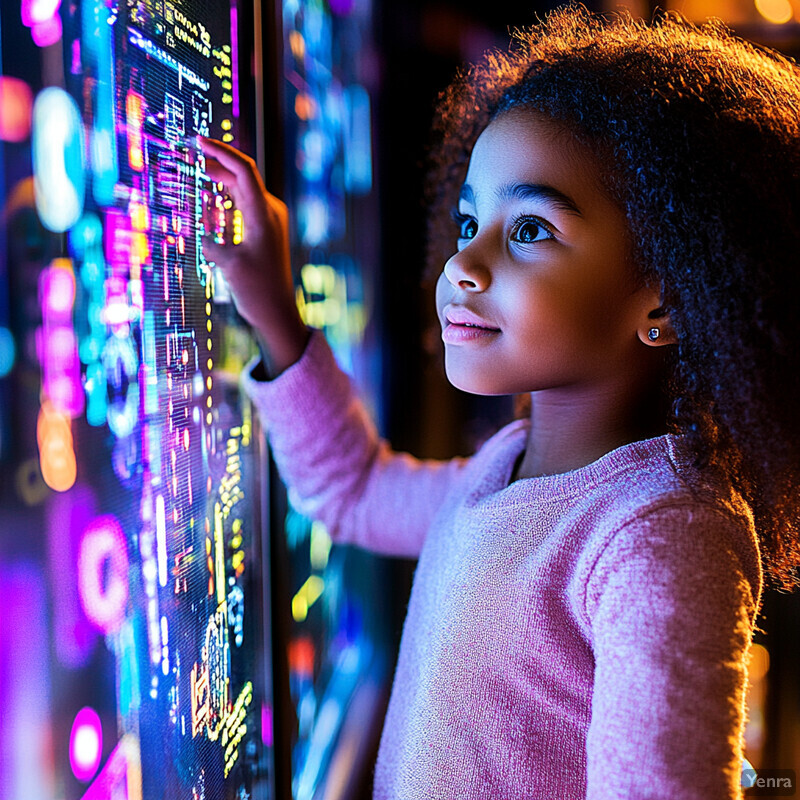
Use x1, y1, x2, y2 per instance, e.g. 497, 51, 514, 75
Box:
444, 370, 513, 397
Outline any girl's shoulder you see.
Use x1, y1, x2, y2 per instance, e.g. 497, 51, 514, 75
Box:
461, 418, 754, 535
586, 431, 756, 550
576, 432, 763, 618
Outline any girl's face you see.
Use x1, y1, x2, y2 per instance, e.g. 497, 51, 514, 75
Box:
435, 109, 655, 396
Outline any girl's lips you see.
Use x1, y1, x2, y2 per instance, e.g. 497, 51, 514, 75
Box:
442, 323, 501, 344
443, 304, 500, 330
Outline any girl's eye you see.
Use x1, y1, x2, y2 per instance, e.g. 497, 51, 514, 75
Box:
511, 218, 552, 244
450, 210, 554, 245
451, 210, 478, 241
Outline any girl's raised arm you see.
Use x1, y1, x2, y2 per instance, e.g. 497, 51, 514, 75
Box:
242, 327, 468, 558
199, 138, 469, 558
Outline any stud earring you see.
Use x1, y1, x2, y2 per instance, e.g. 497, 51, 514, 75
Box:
647, 327, 660, 342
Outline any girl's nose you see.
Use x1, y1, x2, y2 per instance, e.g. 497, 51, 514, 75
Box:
442, 247, 491, 291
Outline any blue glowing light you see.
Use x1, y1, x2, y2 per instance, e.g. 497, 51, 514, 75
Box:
70, 213, 103, 257
0, 327, 16, 377
344, 85, 372, 194
82, 0, 118, 205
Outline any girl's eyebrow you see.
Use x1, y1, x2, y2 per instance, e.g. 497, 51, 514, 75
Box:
459, 182, 583, 217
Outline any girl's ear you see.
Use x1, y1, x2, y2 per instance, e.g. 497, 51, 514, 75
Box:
634, 285, 677, 347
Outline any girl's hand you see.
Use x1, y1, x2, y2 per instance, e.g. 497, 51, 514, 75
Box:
198, 136, 309, 375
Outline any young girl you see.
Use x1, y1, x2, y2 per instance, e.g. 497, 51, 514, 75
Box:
199, 4, 800, 797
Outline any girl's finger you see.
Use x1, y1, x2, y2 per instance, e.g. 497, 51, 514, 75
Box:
201, 237, 222, 258
201, 238, 237, 266
203, 156, 237, 188
203, 171, 243, 209
198, 137, 264, 202
198, 135, 254, 164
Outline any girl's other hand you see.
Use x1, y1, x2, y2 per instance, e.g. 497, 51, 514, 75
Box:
197, 136, 309, 375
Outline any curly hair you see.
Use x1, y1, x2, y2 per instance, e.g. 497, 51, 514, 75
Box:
425, 2, 800, 592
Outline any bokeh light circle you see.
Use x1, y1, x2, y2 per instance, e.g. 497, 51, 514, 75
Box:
0, 327, 16, 377
69, 706, 102, 781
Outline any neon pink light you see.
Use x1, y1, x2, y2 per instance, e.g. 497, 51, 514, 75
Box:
262, 703, 273, 747
21, 0, 63, 48
31, 15, 62, 47
102, 212, 140, 335
78, 515, 129, 633
0, 77, 33, 142
21, 0, 60, 26
71, 38, 81, 74
43, 267, 75, 313
230, 2, 239, 119
104, 208, 134, 274
69, 707, 102, 782
0, 563, 55, 798
49, 327, 76, 360
38, 263, 83, 418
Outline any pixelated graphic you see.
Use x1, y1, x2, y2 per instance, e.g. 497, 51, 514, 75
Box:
2, 0, 390, 794
22, 0, 269, 796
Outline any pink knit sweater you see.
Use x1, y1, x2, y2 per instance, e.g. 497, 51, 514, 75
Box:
242, 328, 763, 800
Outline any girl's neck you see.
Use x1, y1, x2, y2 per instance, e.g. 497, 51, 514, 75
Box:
511, 379, 670, 482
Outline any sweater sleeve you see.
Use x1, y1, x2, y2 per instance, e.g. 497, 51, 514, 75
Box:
240, 328, 469, 558
583, 504, 759, 800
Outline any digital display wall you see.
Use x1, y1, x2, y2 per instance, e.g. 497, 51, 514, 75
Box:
276, 2, 392, 799
2, 0, 395, 794
1, 0, 271, 796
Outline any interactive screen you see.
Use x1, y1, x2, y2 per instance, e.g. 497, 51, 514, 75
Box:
0, 0, 271, 797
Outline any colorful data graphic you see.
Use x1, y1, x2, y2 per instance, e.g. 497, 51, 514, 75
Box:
25, 0, 268, 797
